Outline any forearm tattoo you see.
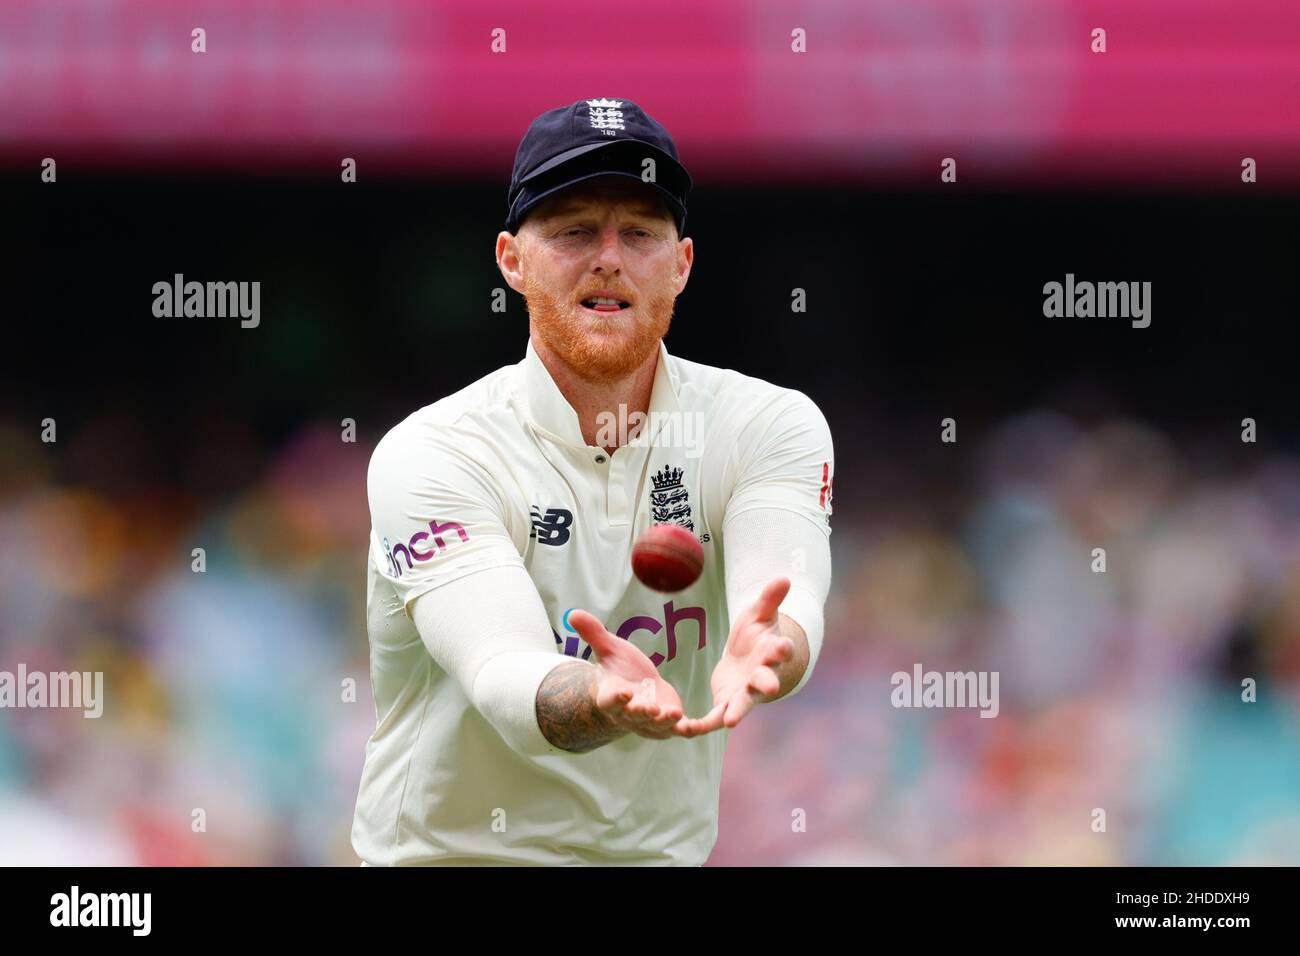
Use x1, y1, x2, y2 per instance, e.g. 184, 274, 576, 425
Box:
536, 662, 626, 754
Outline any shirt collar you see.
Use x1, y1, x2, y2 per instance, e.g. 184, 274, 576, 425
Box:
514, 337, 682, 450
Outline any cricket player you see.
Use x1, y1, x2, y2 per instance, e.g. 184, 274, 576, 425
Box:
352, 98, 834, 865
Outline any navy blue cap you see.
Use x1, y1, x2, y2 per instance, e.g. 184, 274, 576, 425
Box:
505, 98, 692, 236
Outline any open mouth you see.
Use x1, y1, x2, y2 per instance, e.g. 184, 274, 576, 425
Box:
580, 296, 631, 313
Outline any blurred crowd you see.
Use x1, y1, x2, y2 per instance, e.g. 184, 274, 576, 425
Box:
1, 407, 1298, 865
717, 412, 1300, 864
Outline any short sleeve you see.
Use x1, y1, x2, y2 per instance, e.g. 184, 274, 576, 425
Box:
723, 389, 835, 535
367, 420, 525, 615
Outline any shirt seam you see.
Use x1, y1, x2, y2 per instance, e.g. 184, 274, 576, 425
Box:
398, 557, 528, 618
390, 667, 433, 857
722, 503, 831, 536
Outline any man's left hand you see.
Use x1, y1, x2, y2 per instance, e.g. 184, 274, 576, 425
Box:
674, 577, 798, 737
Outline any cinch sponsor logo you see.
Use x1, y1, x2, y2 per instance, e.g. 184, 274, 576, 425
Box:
553, 602, 707, 668
381, 519, 469, 578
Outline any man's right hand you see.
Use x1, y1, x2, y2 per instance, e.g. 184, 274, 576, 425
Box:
566, 609, 687, 740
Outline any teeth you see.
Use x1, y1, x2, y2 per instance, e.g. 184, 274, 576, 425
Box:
588, 297, 622, 306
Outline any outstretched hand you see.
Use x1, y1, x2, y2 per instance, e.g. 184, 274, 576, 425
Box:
567, 609, 686, 740
674, 577, 796, 737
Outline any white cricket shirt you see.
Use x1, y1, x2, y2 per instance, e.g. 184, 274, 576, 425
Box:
353, 338, 833, 865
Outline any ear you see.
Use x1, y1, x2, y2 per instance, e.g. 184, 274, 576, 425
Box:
672, 235, 694, 295
496, 230, 527, 295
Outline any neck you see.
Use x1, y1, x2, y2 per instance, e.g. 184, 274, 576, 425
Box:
530, 332, 659, 454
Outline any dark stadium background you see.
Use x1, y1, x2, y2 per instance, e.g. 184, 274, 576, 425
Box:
6, 179, 1295, 500
9, 180, 1296, 439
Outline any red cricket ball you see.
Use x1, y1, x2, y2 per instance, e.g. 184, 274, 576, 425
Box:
632, 524, 705, 592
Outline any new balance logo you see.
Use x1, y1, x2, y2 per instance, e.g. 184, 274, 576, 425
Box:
530, 507, 574, 546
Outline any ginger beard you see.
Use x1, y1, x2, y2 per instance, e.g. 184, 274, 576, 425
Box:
522, 265, 676, 384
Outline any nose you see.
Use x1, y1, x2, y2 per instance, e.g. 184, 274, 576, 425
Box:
590, 224, 623, 274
